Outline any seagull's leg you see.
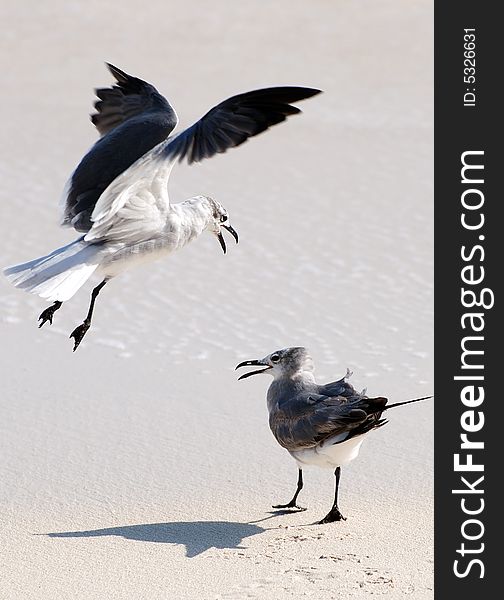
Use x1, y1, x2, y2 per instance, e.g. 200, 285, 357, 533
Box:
273, 468, 307, 511
69, 280, 107, 351
38, 301, 63, 328
318, 466, 346, 524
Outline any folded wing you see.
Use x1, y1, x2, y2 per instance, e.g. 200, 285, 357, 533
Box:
270, 380, 389, 451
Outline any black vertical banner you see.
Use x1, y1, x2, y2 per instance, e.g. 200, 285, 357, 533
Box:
435, 2, 500, 597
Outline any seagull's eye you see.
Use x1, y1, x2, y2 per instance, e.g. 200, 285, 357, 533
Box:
220, 215, 228, 223
270, 354, 281, 364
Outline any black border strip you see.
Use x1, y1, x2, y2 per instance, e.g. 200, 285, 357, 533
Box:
435, 2, 499, 596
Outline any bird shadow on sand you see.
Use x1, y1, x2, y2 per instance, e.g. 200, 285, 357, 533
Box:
44, 520, 265, 557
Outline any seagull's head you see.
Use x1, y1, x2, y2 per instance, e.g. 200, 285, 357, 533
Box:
202, 196, 239, 254
236, 347, 315, 381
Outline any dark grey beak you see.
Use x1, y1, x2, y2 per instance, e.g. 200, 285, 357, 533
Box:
217, 224, 239, 254
223, 224, 239, 244
235, 359, 272, 380
217, 232, 227, 254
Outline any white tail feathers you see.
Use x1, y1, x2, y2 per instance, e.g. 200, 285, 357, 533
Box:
3, 239, 102, 303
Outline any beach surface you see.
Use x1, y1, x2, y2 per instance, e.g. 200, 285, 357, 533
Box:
0, 1, 433, 598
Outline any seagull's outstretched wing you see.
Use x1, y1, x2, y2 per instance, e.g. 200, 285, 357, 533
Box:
68, 82, 321, 244
91, 63, 177, 136
61, 63, 178, 233
269, 384, 389, 452
162, 86, 321, 164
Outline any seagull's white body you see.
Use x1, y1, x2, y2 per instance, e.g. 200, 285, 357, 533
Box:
4, 189, 224, 303
98, 196, 223, 278
290, 433, 366, 469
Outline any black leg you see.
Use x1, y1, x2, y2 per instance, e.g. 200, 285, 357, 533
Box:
318, 466, 346, 524
69, 280, 107, 351
273, 468, 307, 511
38, 301, 63, 328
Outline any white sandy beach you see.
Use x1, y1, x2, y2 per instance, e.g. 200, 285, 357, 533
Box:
0, 1, 433, 598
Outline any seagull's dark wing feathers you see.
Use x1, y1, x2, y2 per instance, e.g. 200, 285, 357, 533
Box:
270, 379, 389, 451
91, 63, 177, 136
163, 87, 322, 164
317, 374, 357, 398
61, 64, 177, 232
61, 69, 320, 232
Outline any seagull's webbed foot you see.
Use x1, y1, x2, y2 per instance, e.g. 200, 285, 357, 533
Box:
38, 301, 62, 328
272, 469, 305, 512
69, 279, 108, 352
317, 467, 346, 523
69, 320, 90, 352
272, 501, 307, 512
317, 507, 346, 524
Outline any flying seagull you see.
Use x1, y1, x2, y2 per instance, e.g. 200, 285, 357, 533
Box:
236, 347, 432, 524
3, 64, 321, 350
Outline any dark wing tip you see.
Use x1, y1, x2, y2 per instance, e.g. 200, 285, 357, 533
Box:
260, 86, 322, 101
292, 87, 323, 99
249, 86, 323, 103
105, 63, 130, 83
164, 85, 321, 165
372, 396, 389, 409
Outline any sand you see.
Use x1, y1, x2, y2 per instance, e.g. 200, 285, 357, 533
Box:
0, 1, 433, 598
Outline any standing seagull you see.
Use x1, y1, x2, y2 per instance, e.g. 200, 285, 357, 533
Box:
236, 347, 431, 524
4, 64, 321, 350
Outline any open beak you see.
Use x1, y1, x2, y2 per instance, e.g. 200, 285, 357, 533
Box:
235, 359, 272, 380
217, 224, 239, 254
